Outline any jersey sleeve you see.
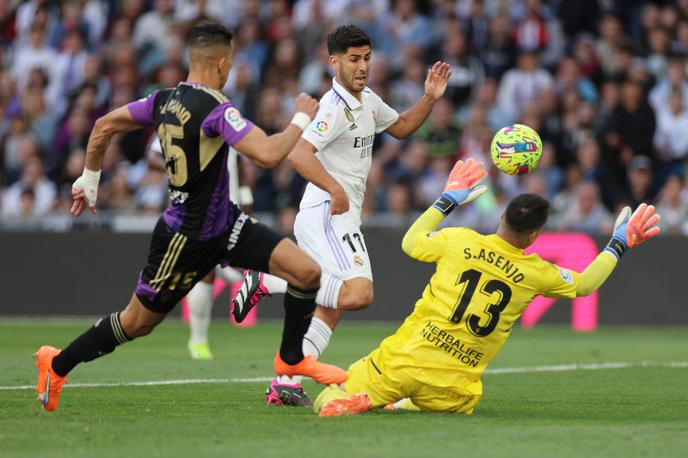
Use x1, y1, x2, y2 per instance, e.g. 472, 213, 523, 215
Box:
127, 90, 159, 125
370, 92, 400, 133
538, 260, 581, 299
201, 102, 255, 146
408, 227, 469, 262
301, 103, 347, 151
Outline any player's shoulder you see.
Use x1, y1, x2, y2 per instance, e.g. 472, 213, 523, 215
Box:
442, 226, 479, 237
436, 226, 479, 243
319, 89, 348, 111
183, 83, 230, 105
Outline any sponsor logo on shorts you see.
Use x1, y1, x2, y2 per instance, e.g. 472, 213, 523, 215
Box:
226, 213, 249, 252
312, 120, 329, 137
224, 107, 247, 131
559, 268, 573, 284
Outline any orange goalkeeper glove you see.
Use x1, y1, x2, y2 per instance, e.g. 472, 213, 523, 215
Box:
432, 158, 488, 216
604, 203, 661, 259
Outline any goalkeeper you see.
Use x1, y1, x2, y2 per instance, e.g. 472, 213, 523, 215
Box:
315, 159, 661, 417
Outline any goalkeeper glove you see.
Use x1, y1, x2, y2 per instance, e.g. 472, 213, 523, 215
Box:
604, 203, 661, 259
433, 158, 488, 216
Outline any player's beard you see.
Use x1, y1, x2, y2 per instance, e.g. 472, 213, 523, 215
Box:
341, 66, 367, 94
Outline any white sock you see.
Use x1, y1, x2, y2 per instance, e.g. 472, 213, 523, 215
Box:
217, 266, 244, 283
277, 317, 332, 385
188, 281, 213, 344
262, 273, 287, 294
315, 272, 343, 309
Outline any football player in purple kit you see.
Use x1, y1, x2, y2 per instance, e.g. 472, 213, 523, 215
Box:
33, 22, 347, 412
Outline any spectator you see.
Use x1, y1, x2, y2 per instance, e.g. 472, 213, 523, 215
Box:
2, 154, 56, 217
390, 58, 425, 112
655, 174, 688, 234
605, 79, 656, 170
442, 28, 484, 108
625, 155, 656, 208
263, 36, 302, 90
496, 50, 554, 124
596, 14, 626, 77
654, 88, 688, 179
557, 181, 613, 234
132, 0, 175, 73
11, 23, 57, 93
415, 98, 461, 158
480, 11, 515, 79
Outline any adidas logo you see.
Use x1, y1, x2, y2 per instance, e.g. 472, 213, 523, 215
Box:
349, 123, 358, 131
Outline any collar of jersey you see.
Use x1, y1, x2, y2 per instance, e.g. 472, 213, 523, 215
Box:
486, 234, 526, 255
332, 78, 363, 111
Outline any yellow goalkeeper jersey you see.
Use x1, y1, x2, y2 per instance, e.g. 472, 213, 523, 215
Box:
374, 226, 583, 392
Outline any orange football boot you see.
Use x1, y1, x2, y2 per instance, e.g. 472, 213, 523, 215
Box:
319, 394, 372, 417
274, 353, 347, 385
34, 345, 68, 412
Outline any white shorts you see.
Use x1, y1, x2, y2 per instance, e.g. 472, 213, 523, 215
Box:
294, 201, 373, 282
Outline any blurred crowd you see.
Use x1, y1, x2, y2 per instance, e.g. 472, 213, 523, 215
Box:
2, 0, 688, 235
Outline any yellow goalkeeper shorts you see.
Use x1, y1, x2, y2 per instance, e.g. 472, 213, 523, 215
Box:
343, 349, 482, 414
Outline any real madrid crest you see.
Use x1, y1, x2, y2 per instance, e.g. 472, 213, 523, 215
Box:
344, 107, 355, 123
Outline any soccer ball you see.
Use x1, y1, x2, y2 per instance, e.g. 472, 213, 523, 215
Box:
490, 124, 543, 175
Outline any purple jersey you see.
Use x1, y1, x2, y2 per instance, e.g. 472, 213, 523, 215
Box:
127, 82, 254, 240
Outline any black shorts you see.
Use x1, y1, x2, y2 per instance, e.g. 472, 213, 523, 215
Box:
135, 212, 284, 313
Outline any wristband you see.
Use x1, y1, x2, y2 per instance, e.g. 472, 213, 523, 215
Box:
604, 237, 627, 260
290, 112, 312, 130
432, 195, 456, 216
238, 186, 254, 206
82, 168, 101, 185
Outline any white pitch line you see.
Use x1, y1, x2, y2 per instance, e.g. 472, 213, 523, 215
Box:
0, 377, 273, 391
1, 361, 686, 391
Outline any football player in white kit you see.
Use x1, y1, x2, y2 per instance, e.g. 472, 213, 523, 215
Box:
232, 25, 451, 405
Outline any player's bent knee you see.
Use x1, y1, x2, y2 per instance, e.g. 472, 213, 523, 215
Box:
340, 287, 374, 311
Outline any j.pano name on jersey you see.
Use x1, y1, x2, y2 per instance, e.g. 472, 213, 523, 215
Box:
353, 134, 374, 159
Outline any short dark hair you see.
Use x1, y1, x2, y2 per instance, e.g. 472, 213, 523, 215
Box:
327, 25, 371, 55
504, 194, 550, 233
188, 22, 233, 48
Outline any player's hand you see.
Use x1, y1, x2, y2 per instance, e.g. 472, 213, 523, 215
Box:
294, 92, 319, 119
605, 203, 661, 258
70, 169, 101, 216
329, 184, 349, 215
442, 158, 488, 206
424, 61, 451, 102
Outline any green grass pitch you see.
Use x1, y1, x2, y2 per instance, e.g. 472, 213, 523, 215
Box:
1, 319, 687, 458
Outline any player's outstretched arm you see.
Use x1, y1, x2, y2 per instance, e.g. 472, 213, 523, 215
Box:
402, 159, 487, 259
385, 62, 451, 139
574, 204, 661, 296
287, 139, 349, 215
233, 93, 318, 169
71, 105, 143, 216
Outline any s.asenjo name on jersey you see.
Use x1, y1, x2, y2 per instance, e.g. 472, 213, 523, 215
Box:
224, 107, 247, 131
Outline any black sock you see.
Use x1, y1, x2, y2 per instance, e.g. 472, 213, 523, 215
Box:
280, 285, 318, 365
52, 312, 130, 376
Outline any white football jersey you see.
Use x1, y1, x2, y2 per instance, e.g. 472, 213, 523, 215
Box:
300, 78, 399, 215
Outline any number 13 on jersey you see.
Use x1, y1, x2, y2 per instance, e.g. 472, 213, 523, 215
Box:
450, 269, 512, 337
